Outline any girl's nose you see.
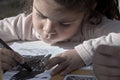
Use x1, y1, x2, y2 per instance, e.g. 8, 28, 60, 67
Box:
43, 19, 55, 33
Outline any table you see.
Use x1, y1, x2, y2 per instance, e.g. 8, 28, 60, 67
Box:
51, 69, 94, 80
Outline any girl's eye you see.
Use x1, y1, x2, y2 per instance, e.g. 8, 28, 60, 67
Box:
36, 13, 47, 19
59, 22, 71, 27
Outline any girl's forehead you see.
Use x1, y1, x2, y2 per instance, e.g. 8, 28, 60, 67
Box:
33, 0, 85, 23
33, 0, 82, 20
34, 0, 62, 10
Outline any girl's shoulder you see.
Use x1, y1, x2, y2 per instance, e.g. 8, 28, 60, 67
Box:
15, 13, 32, 21
1, 13, 32, 22
98, 17, 120, 28
96, 17, 120, 34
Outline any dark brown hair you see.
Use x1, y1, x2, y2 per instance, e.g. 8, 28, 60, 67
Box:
96, 0, 120, 20
23, 0, 120, 24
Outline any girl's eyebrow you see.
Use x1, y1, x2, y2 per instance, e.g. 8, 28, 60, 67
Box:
33, 6, 47, 18
60, 19, 79, 24
59, 21, 78, 25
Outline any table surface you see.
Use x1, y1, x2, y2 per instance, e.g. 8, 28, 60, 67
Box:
51, 69, 94, 80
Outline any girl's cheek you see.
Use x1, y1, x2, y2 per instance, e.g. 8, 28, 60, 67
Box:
32, 17, 44, 29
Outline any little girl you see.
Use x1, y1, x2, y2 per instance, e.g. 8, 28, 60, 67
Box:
0, 0, 120, 76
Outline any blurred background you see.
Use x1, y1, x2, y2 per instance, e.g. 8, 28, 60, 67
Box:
0, 0, 26, 19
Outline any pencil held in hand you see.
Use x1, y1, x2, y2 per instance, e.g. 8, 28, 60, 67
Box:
0, 38, 32, 72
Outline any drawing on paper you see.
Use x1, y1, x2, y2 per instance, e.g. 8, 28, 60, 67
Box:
3, 41, 67, 80
10, 54, 51, 80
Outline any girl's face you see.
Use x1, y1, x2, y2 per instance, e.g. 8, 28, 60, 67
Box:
32, 0, 85, 44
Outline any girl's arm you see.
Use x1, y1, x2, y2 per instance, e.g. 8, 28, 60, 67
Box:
75, 18, 120, 66
75, 32, 120, 65
93, 45, 120, 80
46, 33, 120, 76
0, 13, 37, 42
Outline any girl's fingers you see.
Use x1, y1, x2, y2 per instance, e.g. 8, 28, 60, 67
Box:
51, 60, 69, 76
61, 65, 75, 76
0, 48, 14, 57
93, 49, 120, 67
1, 63, 12, 70
1, 49, 24, 64
13, 52, 24, 64
93, 45, 120, 68
46, 57, 66, 69
96, 45, 120, 56
0, 56, 17, 67
93, 64, 120, 76
93, 45, 120, 80
0, 49, 24, 70
60, 63, 80, 76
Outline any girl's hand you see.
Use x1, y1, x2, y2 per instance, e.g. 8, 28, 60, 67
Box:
93, 45, 120, 80
46, 49, 85, 76
0, 48, 24, 71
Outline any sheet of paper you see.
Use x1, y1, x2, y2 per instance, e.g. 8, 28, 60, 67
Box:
3, 41, 69, 80
10, 41, 68, 57
3, 71, 18, 80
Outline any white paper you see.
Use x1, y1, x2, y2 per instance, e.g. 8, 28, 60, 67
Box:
3, 71, 19, 80
10, 41, 68, 57
3, 41, 69, 80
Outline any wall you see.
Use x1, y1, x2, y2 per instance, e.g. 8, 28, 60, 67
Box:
0, 0, 26, 19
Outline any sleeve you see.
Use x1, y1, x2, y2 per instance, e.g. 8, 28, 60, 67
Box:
0, 13, 38, 42
75, 33, 120, 65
